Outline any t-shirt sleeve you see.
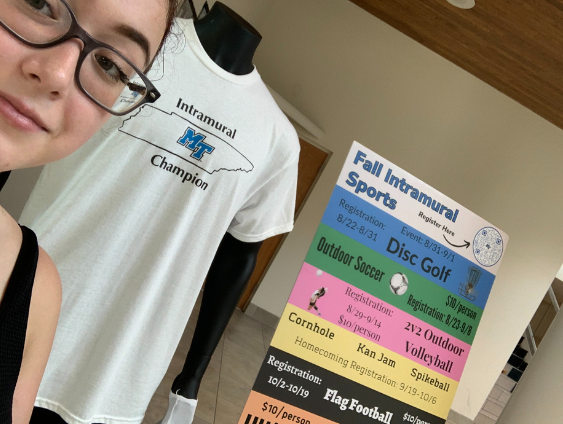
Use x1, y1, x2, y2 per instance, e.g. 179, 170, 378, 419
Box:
227, 152, 299, 243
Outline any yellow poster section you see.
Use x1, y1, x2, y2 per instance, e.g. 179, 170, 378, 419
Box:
271, 304, 457, 419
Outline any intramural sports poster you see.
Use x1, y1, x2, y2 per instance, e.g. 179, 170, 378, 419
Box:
238, 141, 508, 424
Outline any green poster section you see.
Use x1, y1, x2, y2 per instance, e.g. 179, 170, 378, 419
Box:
305, 224, 482, 345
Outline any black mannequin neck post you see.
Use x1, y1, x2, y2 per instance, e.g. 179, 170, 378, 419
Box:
193, 2, 262, 75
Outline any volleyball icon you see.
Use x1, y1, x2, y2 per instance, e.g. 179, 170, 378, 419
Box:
389, 273, 409, 295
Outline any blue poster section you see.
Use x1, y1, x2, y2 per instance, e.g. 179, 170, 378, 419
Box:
321, 185, 494, 309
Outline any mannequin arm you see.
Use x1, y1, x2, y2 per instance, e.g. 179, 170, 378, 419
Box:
171, 232, 262, 399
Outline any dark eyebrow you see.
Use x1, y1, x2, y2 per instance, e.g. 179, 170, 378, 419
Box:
113, 24, 151, 68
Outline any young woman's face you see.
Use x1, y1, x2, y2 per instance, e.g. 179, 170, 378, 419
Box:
0, 0, 168, 171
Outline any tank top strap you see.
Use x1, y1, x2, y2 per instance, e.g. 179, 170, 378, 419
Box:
0, 171, 10, 192
0, 225, 39, 424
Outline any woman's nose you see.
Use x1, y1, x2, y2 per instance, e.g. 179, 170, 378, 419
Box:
21, 39, 83, 100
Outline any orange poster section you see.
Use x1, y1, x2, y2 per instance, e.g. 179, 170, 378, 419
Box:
239, 390, 338, 424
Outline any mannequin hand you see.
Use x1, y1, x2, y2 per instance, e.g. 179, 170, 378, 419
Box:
156, 390, 198, 424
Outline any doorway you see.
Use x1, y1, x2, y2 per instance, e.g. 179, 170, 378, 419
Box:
237, 138, 330, 310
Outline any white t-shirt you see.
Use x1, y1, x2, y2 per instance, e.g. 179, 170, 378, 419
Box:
20, 19, 299, 424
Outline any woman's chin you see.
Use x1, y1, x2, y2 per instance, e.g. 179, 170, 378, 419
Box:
0, 132, 43, 172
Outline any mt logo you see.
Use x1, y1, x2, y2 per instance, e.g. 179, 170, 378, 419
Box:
177, 127, 215, 160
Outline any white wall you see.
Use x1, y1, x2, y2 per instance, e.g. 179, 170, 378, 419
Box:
0, 167, 43, 219
496, 298, 563, 424
224, 0, 563, 419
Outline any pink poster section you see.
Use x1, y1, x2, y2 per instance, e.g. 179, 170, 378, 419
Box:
288, 263, 470, 381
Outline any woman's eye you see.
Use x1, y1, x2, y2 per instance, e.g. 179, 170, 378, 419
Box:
24, 0, 54, 17
95, 55, 128, 84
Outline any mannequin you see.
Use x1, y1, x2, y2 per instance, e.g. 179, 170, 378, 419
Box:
194, 2, 261, 75
171, 234, 262, 399
170, 2, 264, 401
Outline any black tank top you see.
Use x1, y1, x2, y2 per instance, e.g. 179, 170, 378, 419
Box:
0, 172, 10, 192
0, 171, 39, 424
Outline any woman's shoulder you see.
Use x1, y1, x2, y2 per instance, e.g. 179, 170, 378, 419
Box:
25, 231, 62, 331
34, 247, 62, 309
22, 245, 61, 358
12, 245, 61, 424
0, 205, 61, 311
0, 204, 20, 241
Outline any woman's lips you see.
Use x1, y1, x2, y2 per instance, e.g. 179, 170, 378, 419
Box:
0, 94, 49, 133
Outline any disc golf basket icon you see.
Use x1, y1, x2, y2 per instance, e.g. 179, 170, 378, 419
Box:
459, 266, 481, 301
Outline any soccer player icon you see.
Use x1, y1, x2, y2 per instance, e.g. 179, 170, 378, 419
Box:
307, 287, 328, 316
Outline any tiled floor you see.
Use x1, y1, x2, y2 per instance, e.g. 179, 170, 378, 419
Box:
141, 295, 276, 424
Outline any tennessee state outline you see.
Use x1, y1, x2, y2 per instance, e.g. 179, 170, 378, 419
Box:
119, 106, 254, 174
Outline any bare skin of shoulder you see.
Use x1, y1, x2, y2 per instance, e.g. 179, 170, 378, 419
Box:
0, 205, 62, 424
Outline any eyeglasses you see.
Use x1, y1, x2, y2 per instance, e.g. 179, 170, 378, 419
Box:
0, 0, 161, 116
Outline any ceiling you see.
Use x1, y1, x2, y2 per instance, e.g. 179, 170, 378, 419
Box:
349, 0, 563, 131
